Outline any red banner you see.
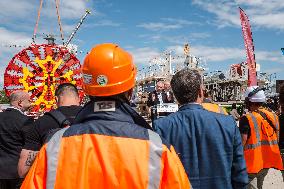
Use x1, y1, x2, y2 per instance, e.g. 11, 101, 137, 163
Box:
239, 7, 257, 86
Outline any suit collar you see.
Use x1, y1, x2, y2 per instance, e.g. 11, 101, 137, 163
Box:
6, 106, 25, 115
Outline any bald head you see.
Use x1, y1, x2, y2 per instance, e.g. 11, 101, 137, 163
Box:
55, 83, 80, 107
156, 81, 164, 92
9, 91, 31, 112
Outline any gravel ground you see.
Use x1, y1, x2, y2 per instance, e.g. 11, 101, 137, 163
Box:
262, 169, 284, 188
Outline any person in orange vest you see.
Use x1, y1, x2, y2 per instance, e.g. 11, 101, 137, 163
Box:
20, 43, 191, 189
202, 102, 228, 114
202, 90, 228, 115
239, 86, 283, 188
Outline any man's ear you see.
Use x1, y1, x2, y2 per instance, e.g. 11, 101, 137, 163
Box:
18, 100, 23, 108
199, 86, 204, 99
126, 88, 134, 100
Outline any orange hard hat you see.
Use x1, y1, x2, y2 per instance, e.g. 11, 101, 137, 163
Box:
82, 43, 136, 96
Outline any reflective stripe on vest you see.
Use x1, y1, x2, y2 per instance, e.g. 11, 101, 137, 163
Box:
147, 130, 163, 189
46, 127, 69, 189
244, 113, 278, 150
45, 128, 164, 189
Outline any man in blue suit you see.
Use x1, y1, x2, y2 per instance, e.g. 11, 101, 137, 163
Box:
154, 68, 248, 189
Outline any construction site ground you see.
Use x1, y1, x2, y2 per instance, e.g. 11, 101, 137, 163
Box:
262, 169, 284, 188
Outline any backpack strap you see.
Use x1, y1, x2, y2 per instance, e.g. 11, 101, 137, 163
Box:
45, 109, 71, 128
258, 110, 278, 133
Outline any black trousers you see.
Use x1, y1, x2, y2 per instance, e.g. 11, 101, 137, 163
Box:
0, 179, 23, 189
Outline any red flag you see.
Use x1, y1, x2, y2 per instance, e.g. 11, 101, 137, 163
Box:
239, 7, 257, 86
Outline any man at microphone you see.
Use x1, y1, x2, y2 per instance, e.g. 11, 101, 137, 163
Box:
147, 81, 167, 122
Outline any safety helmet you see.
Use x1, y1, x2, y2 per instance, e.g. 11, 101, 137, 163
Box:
244, 86, 266, 102
82, 43, 136, 96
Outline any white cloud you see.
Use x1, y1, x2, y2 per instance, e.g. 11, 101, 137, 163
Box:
190, 33, 211, 39
137, 22, 182, 31
0, 0, 88, 20
92, 20, 121, 27
192, 0, 284, 30
129, 47, 160, 65
39, 0, 87, 20
137, 17, 195, 31
0, 27, 33, 87
0, 27, 31, 45
0, 0, 35, 18
139, 33, 210, 45
161, 18, 196, 25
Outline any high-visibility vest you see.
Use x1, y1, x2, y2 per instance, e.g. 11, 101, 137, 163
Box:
244, 109, 283, 174
202, 103, 228, 115
21, 127, 191, 189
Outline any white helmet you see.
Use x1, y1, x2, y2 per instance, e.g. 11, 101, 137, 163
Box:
244, 86, 266, 102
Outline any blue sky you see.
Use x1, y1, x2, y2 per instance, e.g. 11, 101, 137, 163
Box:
0, 0, 283, 87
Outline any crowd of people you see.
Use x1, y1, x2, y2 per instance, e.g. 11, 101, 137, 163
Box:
0, 43, 283, 189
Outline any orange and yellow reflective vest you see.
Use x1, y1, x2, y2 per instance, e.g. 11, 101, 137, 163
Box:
244, 108, 283, 174
21, 125, 191, 189
202, 103, 228, 115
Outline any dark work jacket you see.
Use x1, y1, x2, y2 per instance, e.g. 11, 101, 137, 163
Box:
0, 108, 31, 179
75, 99, 152, 131
153, 104, 248, 189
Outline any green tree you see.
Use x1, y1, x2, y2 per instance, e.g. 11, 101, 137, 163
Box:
0, 90, 9, 104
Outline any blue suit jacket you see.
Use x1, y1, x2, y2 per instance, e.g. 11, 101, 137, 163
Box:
154, 104, 248, 189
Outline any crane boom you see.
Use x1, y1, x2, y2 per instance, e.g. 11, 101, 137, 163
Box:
65, 9, 91, 46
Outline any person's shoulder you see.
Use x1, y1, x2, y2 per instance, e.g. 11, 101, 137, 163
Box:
239, 114, 249, 121
57, 105, 82, 114
213, 110, 235, 122
63, 120, 150, 140
35, 111, 59, 128
1, 108, 29, 121
201, 108, 237, 126
154, 111, 181, 129
3, 108, 23, 115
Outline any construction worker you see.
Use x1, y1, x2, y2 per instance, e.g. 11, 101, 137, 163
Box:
154, 69, 248, 189
202, 90, 228, 115
202, 102, 228, 114
239, 86, 283, 188
21, 43, 190, 189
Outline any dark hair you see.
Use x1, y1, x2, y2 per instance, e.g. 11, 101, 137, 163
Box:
55, 83, 79, 97
280, 83, 284, 106
171, 68, 202, 104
